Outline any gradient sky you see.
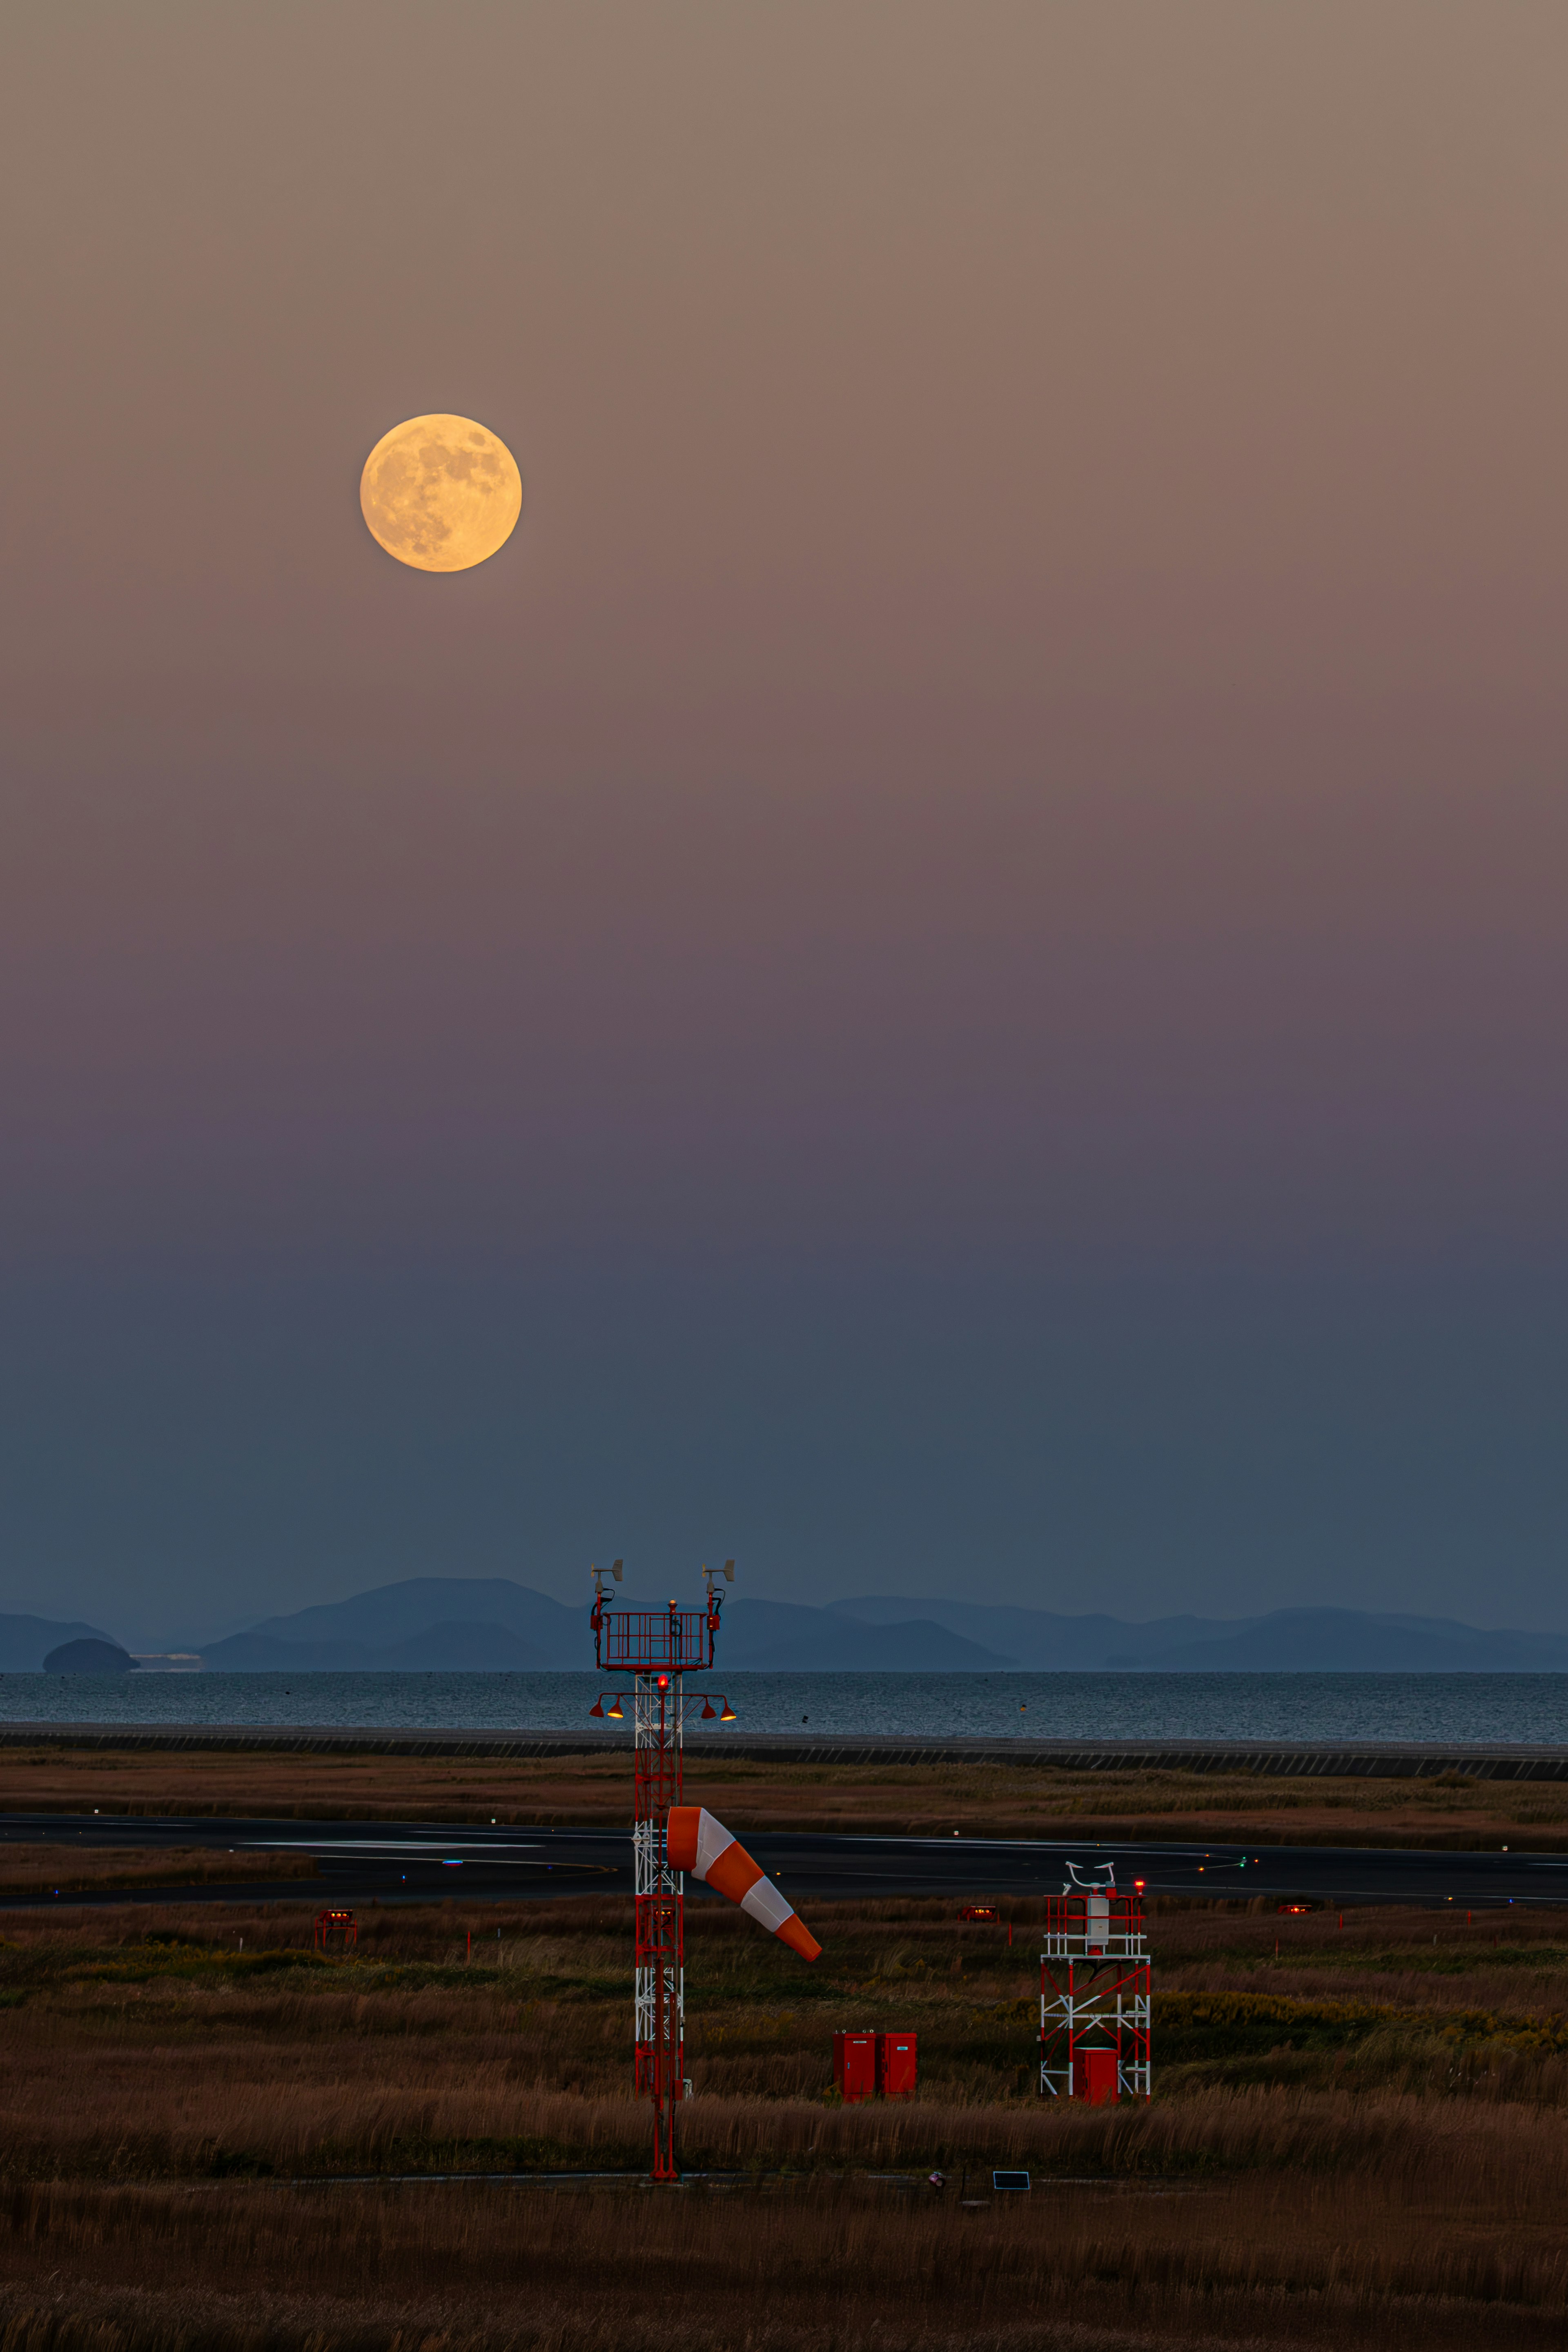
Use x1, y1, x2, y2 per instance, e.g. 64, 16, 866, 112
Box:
4, 2, 1568, 1644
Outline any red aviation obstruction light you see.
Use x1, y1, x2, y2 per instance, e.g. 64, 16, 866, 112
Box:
1038, 1864, 1151, 2103
588, 1557, 797, 2183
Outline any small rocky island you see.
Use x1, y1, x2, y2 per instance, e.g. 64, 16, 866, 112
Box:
41, 1637, 138, 1673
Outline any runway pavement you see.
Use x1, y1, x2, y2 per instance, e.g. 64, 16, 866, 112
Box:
1, 1812, 1566, 1910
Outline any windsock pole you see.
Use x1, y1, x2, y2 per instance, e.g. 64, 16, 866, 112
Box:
634, 1667, 684, 2181
591, 1561, 736, 2183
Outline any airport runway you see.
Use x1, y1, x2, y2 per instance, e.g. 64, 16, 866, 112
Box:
1, 1812, 1565, 1910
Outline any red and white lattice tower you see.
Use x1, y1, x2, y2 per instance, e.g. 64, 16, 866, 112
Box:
1039, 1864, 1151, 2102
589, 1558, 735, 2181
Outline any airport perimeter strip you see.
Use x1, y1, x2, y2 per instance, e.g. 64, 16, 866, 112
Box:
6, 1722, 1568, 1779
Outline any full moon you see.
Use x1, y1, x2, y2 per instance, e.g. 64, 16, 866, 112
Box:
359, 414, 522, 573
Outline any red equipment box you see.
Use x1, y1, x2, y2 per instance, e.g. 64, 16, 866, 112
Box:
876, 2031, 917, 2098
1071, 2049, 1120, 2104
833, 2030, 876, 2103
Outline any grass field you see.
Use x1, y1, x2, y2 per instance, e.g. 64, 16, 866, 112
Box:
3, 1745, 1567, 2345
0, 1845, 319, 1897
1, 1741, 1564, 1847
4, 1885, 1568, 2345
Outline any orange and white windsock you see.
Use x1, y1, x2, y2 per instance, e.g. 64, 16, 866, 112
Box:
666, 1806, 822, 1962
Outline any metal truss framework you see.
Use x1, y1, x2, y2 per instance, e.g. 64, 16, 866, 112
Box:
633, 1669, 685, 2177
1039, 1883, 1152, 2101
590, 1568, 731, 2181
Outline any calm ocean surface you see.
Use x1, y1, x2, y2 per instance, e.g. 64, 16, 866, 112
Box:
3, 1672, 1568, 1744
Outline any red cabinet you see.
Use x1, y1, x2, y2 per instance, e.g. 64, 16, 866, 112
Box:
833, 2030, 877, 2102
1071, 2049, 1120, 2104
876, 2031, 917, 2098
834, 2030, 917, 2098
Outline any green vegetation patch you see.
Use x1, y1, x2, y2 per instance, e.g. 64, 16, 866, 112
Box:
0, 1927, 633, 2004
68, 1944, 327, 1987
1157, 1988, 1568, 2061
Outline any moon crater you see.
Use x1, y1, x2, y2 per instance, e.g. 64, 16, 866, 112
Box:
359, 414, 522, 573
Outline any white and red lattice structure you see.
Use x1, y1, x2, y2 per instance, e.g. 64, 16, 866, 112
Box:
588, 1559, 735, 2182
1039, 1866, 1151, 2102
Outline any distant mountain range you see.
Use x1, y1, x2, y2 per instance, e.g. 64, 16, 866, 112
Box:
198, 1579, 581, 1673
194, 1583, 1012, 1673
826, 1598, 1568, 1673
6, 1582, 1568, 1673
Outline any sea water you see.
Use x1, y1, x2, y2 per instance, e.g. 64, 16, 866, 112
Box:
2, 1671, 1568, 1744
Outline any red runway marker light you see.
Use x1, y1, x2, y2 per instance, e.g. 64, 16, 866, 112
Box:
314, 1908, 357, 1955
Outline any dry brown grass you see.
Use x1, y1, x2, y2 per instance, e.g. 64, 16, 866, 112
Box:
0, 1846, 317, 1896
4, 1842, 1568, 2343
3, 1741, 1567, 1847
3, 1893, 1568, 2182
4, 2147, 1568, 2352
